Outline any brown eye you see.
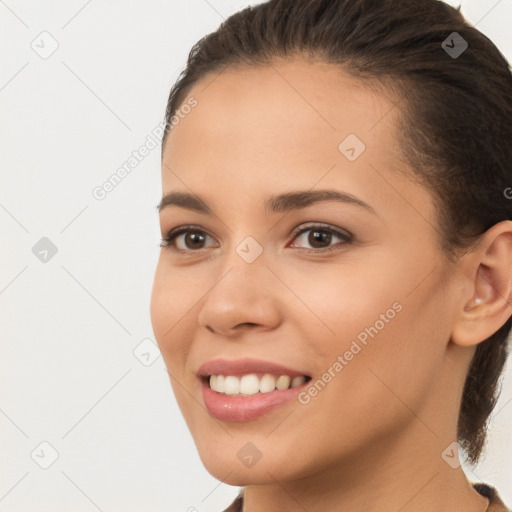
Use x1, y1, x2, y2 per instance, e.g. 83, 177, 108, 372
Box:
160, 227, 216, 251
181, 230, 207, 249
290, 224, 352, 252
307, 229, 332, 249
160, 223, 352, 253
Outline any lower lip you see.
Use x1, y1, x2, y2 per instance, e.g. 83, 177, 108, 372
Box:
201, 378, 308, 422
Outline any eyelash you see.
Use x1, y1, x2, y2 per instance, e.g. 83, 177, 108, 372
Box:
159, 223, 352, 254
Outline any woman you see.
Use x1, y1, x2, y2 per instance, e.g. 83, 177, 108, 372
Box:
150, 0, 512, 510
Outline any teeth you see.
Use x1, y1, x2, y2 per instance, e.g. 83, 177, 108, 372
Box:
291, 375, 306, 388
224, 375, 240, 395
215, 375, 225, 391
259, 374, 276, 393
276, 375, 291, 390
212, 375, 224, 392
208, 373, 308, 396
240, 374, 260, 395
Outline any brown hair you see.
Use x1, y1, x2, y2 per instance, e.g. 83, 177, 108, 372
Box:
161, 0, 512, 465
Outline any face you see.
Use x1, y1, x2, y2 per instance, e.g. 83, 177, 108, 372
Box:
150, 59, 463, 485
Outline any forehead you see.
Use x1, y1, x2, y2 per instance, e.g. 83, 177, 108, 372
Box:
161, 59, 424, 215
164, 59, 405, 170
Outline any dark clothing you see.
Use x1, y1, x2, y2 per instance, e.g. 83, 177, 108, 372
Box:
222, 482, 510, 511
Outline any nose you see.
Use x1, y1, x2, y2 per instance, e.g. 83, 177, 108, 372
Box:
197, 250, 282, 338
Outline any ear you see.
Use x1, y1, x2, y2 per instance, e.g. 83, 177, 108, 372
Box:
451, 220, 512, 347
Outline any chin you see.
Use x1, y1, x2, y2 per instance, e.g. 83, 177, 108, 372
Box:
200, 457, 287, 486
192, 434, 310, 485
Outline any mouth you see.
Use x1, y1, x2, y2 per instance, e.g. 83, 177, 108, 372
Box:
202, 373, 312, 396
197, 358, 313, 422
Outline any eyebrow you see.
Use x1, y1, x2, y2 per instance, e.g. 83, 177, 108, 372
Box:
156, 189, 376, 216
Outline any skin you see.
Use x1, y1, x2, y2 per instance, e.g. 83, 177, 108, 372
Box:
150, 59, 512, 511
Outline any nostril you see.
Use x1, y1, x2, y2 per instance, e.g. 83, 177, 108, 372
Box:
237, 322, 258, 329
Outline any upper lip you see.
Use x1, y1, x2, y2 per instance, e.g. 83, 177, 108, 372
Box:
197, 358, 310, 378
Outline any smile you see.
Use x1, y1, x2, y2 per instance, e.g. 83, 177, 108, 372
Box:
208, 373, 309, 396
197, 358, 312, 421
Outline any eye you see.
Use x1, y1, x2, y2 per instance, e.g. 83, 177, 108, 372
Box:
289, 223, 352, 253
160, 223, 352, 254
159, 226, 216, 251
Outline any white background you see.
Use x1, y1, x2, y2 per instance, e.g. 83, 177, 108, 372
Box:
1, 1, 511, 510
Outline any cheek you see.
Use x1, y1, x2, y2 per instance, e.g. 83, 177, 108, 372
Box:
288, 306, 441, 469
320, 286, 447, 421
278, 260, 406, 355
149, 261, 194, 369
150, 264, 202, 423
284, 257, 447, 410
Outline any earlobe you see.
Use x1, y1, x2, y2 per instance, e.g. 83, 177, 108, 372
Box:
451, 221, 512, 348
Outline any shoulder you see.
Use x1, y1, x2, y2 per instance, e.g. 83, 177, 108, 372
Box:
223, 482, 512, 512
222, 484, 510, 511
